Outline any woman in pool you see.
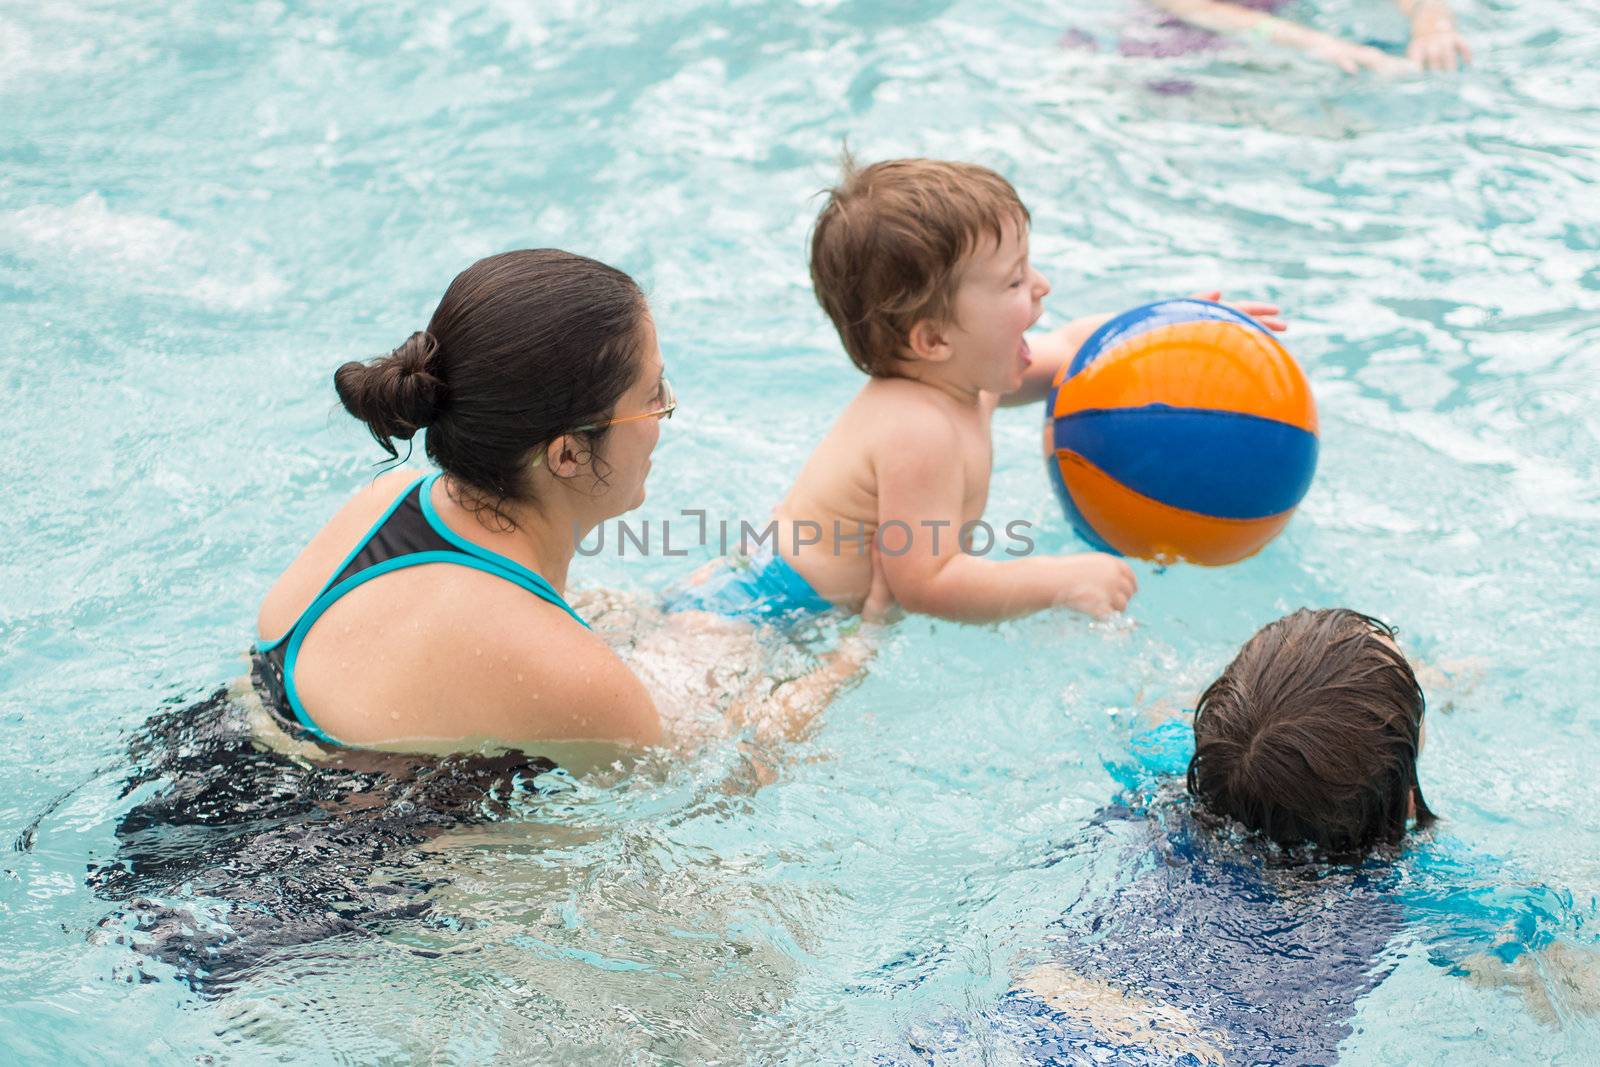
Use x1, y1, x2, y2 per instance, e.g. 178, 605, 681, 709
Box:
90, 251, 876, 986
254, 248, 876, 754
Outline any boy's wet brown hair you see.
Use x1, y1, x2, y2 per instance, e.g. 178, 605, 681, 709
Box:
808, 157, 1030, 377
1186, 608, 1436, 858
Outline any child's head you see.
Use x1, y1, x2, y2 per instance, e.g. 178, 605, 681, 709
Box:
1187, 608, 1435, 857
809, 157, 1050, 393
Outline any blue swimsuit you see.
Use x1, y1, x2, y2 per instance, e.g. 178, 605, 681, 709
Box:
661, 546, 834, 623
252, 473, 587, 745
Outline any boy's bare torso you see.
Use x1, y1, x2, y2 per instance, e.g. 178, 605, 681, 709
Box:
771, 376, 995, 609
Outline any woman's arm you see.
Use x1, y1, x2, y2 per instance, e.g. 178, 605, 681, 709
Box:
1013, 965, 1229, 1065
726, 543, 897, 745
519, 629, 665, 748
725, 624, 881, 745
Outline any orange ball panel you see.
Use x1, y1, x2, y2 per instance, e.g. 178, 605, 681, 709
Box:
1052, 321, 1318, 436
1054, 450, 1295, 566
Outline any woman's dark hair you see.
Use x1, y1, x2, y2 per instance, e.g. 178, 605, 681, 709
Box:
334, 249, 647, 521
1186, 608, 1435, 859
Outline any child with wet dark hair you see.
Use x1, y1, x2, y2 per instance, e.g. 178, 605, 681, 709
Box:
1187, 607, 1435, 857
904, 609, 1600, 1062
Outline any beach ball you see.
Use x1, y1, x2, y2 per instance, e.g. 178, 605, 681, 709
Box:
1045, 298, 1318, 565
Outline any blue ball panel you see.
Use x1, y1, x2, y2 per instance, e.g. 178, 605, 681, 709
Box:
1066, 299, 1277, 379
1052, 406, 1319, 520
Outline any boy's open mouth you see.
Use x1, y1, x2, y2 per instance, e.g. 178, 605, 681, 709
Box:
1018, 336, 1033, 368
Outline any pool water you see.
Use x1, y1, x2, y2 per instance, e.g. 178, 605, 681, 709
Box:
4, 0, 1600, 1062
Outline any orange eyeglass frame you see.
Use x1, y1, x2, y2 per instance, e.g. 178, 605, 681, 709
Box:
572, 376, 677, 433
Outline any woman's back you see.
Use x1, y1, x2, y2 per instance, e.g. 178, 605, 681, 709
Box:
251, 249, 668, 751
256, 469, 651, 749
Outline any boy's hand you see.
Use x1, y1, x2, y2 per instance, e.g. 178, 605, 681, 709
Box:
1009, 296, 1283, 410
1188, 290, 1287, 333
1053, 553, 1138, 618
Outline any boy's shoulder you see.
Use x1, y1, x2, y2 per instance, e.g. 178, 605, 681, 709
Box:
834, 379, 995, 488
848, 375, 993, 439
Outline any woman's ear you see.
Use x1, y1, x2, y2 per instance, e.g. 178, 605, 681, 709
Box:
907, 318, 953, 363
545, 434, 585, 478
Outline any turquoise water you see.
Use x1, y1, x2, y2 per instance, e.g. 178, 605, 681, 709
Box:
4, 0, 1600, 1061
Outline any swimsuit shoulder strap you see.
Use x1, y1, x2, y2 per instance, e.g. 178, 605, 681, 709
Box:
254, 473, 588, 744
412, 473, 585, 626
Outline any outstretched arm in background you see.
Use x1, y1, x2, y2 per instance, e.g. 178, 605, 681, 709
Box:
1149, 0, 1419, 75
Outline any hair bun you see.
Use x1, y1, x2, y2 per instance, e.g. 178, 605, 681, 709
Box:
334, 330, 449, 458
392, 330, 439, 379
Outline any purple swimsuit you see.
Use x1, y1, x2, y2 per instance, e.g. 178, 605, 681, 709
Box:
1060, 1, 1294, 94
1062, 0, 1291, 59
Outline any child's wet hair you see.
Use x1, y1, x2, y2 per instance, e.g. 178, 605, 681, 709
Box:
808, 156, 1029, 377
1187, 608, 1435, 858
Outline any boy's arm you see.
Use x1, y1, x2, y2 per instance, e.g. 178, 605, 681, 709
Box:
1150, 0, 1416, 74
1002, 294, 1288, 409
1001, 313, 1113, 408
1459, 941, 1600, 1026
874, 413, 1136, 623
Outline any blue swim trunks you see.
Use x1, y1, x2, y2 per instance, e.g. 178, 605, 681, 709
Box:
663, 548, 834, 623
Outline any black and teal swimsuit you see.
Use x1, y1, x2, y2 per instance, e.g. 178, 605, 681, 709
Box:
252, 472, 587, 745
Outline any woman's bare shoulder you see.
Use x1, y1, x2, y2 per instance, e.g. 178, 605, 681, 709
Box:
462, 594, 664, 749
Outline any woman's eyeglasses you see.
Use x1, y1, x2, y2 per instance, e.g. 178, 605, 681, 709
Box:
572, 376, 677, 433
